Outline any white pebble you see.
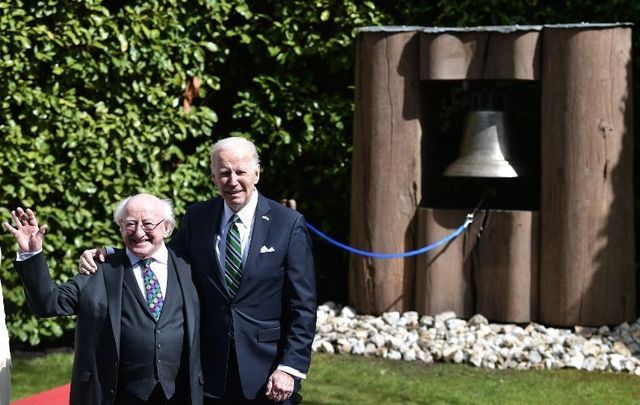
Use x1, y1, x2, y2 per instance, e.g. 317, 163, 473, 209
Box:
312, 302, 640, 375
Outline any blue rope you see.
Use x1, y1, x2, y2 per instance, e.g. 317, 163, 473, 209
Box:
305, 213, 474, 259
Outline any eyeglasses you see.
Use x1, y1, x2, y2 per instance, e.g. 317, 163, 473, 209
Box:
122, 219, 165, 232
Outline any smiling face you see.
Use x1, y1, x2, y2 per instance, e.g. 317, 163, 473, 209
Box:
211, 143, 260, 212
119, 194, 169, 259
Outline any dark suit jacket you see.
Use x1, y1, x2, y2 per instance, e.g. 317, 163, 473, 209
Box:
14, 249, 203, 405
170, 193, 317, 399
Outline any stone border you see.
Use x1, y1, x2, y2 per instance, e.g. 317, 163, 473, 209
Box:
313, 303, 640, 374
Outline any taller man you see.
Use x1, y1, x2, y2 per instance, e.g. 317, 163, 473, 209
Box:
82, 137, 317, 403
173, 137, 317, 403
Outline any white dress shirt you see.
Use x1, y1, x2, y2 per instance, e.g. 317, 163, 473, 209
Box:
126, 243, 169, 299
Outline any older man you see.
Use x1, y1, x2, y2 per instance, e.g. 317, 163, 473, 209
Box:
4, 194, 203, 405
82, 137, 317, 404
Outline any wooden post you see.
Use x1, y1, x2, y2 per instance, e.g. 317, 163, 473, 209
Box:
419, 30, 540, 80
539, 26, 635, 326
349, 31, 422, 314
473, 210, 539, 323
415, 208, 474, 317
416, 208, 539, 322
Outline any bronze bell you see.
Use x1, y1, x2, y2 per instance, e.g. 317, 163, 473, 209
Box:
443, 110, 520, 178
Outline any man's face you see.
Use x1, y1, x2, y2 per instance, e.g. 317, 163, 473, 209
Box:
119, 195, 168, 259
211, 146, 260, 212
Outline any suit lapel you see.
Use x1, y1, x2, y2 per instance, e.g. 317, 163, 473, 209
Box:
104, 251, 127, 356
122, 263, 153, 317
241, 194, 272, 284
204, 198, 227, 293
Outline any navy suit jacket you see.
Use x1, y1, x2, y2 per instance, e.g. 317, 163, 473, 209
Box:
14, 249, 203, 405
170, 193, 317, 399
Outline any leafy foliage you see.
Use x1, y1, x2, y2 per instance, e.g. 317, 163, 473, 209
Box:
0, 0, 227, 345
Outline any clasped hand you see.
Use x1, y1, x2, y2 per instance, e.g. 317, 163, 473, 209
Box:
265, 369, 295, 402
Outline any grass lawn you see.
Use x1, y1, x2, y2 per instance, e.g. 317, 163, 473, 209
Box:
11, 349, 74, 400
10, 351, 640, 403
305, 354, 640, 404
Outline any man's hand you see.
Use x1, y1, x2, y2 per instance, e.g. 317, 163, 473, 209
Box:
3, 207, 47, 252
78, 248, 107, 275
265, 369, 294, 402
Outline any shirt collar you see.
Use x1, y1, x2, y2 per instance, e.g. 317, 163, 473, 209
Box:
222, 189, 259, 229
125, 242, 169, 267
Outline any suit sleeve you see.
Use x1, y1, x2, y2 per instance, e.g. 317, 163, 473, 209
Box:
14, 252, 90, 318
169, 206, 192, 262
280, 214, 317, 373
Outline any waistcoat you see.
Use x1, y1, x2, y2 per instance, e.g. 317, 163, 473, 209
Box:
119, 261, 186, 400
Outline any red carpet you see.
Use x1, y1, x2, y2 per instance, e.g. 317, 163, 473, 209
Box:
13, 383, 70, 405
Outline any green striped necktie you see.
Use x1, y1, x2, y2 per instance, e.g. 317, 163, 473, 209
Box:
224, 214, 243, 296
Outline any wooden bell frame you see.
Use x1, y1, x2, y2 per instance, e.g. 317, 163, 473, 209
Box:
349, 24, 635, 327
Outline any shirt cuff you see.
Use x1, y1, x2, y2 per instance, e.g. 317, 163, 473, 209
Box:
277, 365, 306, 380
16, 250, 41, 262
104, 246, 115, 255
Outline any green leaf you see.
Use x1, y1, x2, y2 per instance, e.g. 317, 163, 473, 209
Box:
202, 41, 219, 52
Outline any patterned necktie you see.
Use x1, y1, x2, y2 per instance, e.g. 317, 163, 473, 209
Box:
141, 258, 164, 321
224, 214, 243, 296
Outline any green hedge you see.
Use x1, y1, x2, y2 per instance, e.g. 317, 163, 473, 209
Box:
0, 0, 224, 345
1, 0, 639, 346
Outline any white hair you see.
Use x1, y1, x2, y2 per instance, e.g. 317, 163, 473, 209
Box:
210, 136, 260, 175
112, 194, 176, 237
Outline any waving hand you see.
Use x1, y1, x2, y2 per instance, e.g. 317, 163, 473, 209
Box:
3, 207, 48, 252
